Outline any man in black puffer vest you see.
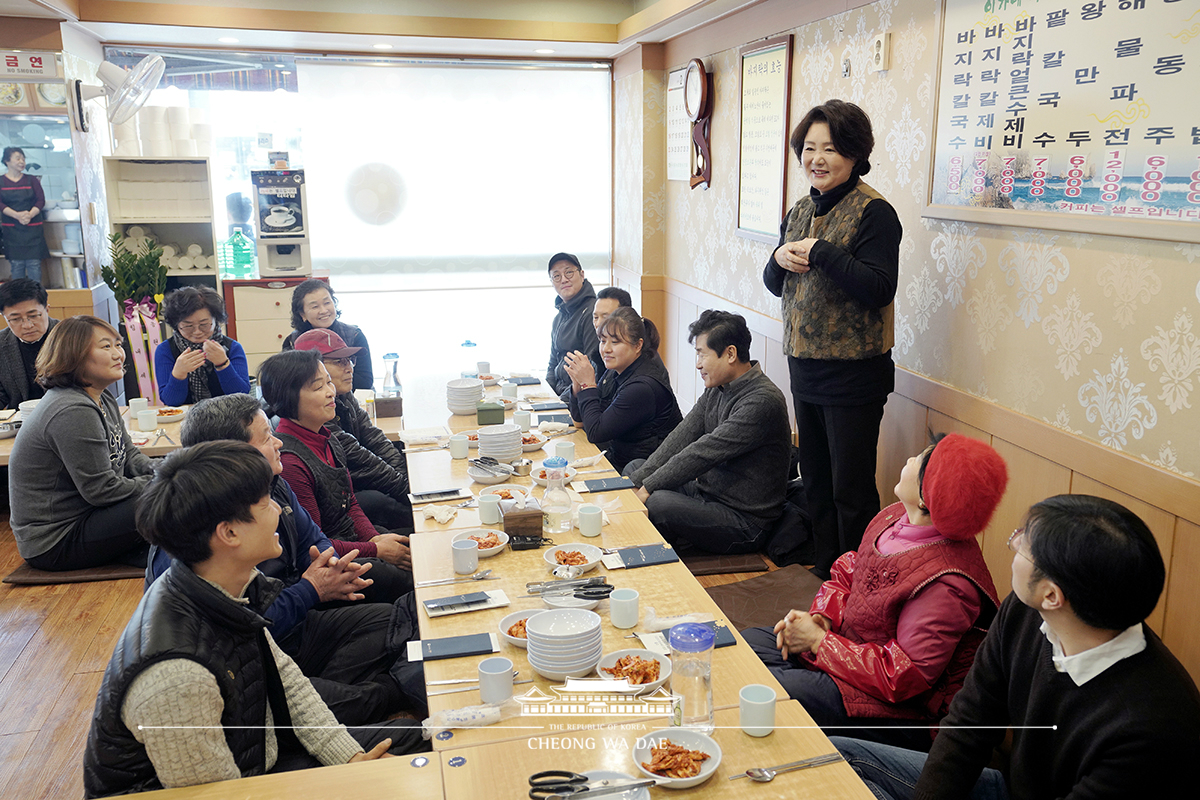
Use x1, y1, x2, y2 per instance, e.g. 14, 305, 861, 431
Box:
84, 441, 427, 797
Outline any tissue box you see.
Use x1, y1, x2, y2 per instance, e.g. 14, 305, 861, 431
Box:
375, 396, 403, 418
476, 401, 504, 426
503, 498, 543, 539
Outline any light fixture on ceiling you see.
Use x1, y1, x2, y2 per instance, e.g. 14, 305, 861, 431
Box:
67, 54, 165, 132
275, 63, 286, 68
218, 37, 239, 44
535, 49, 555, 55
373, 43, 393, 50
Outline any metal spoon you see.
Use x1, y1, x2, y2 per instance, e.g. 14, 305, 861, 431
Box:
415, 569, 494, 587
731, 753, 844, 782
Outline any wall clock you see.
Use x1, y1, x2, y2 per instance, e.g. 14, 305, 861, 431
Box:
683, 58, 713, 190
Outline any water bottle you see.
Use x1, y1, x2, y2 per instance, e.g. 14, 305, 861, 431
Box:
461, 340, 478, 378
541, 456, 573, 535
669, 623, 714, 734
381, 353, 401, 398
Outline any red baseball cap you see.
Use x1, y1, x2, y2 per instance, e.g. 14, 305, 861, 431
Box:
294, 328, 362, 359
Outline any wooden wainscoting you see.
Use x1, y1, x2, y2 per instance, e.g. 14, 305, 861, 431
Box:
644, 273, 1200, 685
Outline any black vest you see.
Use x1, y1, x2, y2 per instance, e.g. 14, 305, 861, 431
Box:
83, 564, 284, 797
276, 429, 359, 541
597, 352, 683, 472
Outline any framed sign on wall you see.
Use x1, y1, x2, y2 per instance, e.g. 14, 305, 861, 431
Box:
736, 34, 792, 243
925, 0, 1200, 243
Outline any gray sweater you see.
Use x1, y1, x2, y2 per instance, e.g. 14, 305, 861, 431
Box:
9, 387, 155, 559
631, 363, 791, 527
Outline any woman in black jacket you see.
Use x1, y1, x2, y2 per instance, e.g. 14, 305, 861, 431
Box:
281, 279, 374, 390
563, 307, 682, 474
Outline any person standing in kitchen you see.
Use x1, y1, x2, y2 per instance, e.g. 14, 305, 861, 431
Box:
1, 147, 52, 284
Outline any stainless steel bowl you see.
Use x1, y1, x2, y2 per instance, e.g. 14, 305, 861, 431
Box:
510, 458, 533, 476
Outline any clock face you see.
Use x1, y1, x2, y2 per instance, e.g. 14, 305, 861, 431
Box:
684, 60, 705, 120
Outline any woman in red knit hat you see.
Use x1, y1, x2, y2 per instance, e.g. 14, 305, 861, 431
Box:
744, 433, 1007, 751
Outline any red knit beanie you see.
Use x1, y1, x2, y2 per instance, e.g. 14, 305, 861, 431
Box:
920, 434, 1009, 541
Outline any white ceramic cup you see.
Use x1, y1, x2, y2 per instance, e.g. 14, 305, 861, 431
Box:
128, 398, 149, 416
739, 684, 777, 736
513, 410, 531, 431
449, 434, 469, 459
137, 409, 158, 432
479, 494, 502, 524
451, 540, 479, 575
477, 361, 491, 376
478, 656, 514, 704
502, 383, 518, 399
609, 588, 639, 629
578, 504, 602, 537
555, 440, 576, 464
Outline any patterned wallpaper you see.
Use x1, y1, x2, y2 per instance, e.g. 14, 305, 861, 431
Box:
62, 51, 111, 287
619, 0, 1200, 478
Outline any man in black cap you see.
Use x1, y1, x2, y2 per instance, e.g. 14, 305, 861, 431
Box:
545, 252, 597, 395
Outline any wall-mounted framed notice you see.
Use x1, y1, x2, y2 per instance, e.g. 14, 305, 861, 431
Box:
667, 66, 691, 182
925, 0, 1200, 243
736, 34, 792, 243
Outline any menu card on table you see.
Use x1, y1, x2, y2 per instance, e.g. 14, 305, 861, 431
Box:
632, 623, 736, 656
421, 589, 510, 618
571, 476, 635, 494
601, 544, 679, 570
529, 401, 568, 411
408, 632, 500, 662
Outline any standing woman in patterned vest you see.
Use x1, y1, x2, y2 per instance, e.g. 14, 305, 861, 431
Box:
763, 99, 903, 580
743, 434, 1006, 752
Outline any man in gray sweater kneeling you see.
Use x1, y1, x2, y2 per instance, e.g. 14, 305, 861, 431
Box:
625, 310, 791, 554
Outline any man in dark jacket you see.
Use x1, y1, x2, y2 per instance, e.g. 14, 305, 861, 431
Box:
85, 441, 424, 797
545, 252, 598, 395
293, 328, 413, 532
0, 278, 58, 409
147, 394, 425, 726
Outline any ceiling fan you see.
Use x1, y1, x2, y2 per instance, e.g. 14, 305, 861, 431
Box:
67, 54, 166, 133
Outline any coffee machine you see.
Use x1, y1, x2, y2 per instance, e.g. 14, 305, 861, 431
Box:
251, 168, 312, 276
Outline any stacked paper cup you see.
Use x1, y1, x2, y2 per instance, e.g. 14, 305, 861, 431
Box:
112, 117, 140, 157
138, 106, 171, 157
192, 109, 213, 157
168, 107, 197, 156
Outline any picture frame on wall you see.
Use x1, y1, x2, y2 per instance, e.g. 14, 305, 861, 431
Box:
33, 82, 68, 112
0, 83, 32, 112
735, 34, 793, 243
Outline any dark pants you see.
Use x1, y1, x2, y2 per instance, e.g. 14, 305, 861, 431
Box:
743, 626, 933, 752
623, 460, 767, 555
271, 718, 431, 770
354, 557, 415, 604
358, 489, 415, 533
25, 496, 150, 572
791, 385, 885, 576
830, 738, 1008, 800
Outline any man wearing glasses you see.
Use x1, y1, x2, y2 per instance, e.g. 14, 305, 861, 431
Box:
293, 328, 413, 533
0, 278, 57, 410
545, 252, 598, 395
832, 494, 1200, 799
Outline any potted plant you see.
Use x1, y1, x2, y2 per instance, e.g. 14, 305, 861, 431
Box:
102, 233, 167, 400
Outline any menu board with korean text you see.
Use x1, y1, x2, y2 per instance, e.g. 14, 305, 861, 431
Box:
929, 0, 1200, 237
737, 35, 792, 242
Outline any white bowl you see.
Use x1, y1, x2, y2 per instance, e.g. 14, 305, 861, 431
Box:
447, 378, 484, 391
529, 647, 603, 671
524, 608, 601, 640
527, 657, 600, 682
633, 728, 722, 789
521, 432, 549, 452
477, 422, 521, 438
525, 633, 603, 654
496, 396, 517, 410
498, 608, 547, 649
528, 638, 604, 660
467, 467, 509, 485
543, 594, 600, 610
596, 650, 671, 694
156, 406, 188, 423
480, 485, 529, 503
531, 466, 578, 486
543, 543, 603, 575
18, 399, 40, 415
451, 528, 509, 558
479, 374, 500, 386
460, 430, 480, 448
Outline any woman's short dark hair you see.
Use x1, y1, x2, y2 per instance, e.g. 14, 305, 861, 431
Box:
1024, 494, 1165, 630
596, 286, 632, 307
136, 440, 273, 566
36, 316, 122, 390
2, 146, 24, 167
181, 394, 263, 446
0, 278, 48, 312
163, 285, 227, 329
599, 306, 660, 354
687, 309, 751, 363
258, 349, 322, 420
789, 99, 875, 176
290, 279, 338, 330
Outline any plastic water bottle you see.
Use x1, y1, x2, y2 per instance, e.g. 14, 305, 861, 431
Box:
669, 623, 714, 734
381, 353, 401, 398
461, 340, 478, 378
541, 456, 573, 535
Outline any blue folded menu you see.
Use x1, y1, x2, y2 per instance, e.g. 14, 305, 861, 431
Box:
581, 476, 635, 493
618, 543, 680, 568
530, 401, 568, 411
537, 414, 572, 425
422, 591, 490, 610
509, 376, 541, 385
420, 633, 495, 661
702, 621, 737, 649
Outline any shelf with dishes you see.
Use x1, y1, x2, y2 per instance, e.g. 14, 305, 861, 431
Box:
110, 216, 213, 225
49, 251, 86, 259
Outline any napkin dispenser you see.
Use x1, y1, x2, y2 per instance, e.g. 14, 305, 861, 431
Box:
503, 496, 542, 540
375, 396, 403, 418
476, 401, 504, 426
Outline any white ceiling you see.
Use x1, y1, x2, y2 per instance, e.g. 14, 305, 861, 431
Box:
0, 0, 63, 19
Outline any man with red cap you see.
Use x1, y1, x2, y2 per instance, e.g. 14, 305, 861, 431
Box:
293, 328, 412, 532
744, 433, 1007, 751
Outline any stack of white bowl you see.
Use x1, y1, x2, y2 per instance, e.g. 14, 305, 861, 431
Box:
526, 609, 604, 681
447, 377, 484, 415
477, 422, 522, 462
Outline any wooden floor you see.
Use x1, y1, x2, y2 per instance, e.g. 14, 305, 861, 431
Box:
0, 511, 770, 797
